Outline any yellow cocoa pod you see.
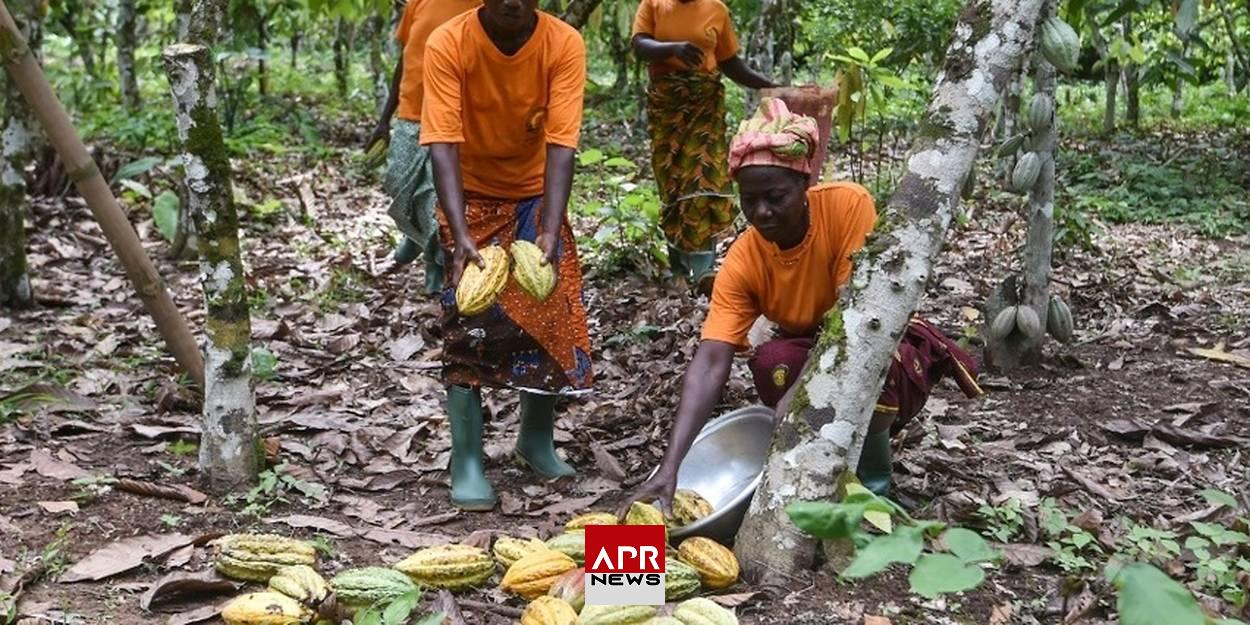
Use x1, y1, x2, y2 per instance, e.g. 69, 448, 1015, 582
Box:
493, 535, 549, 569
393, 544, 495, 591
564, 511, 619, 532
671, 489, 715, 527
579, 604, 658, 625
677, 537, 739, 590
220, 592, 304, 625
455, 245, 509, 315
625, 501, 666, 527
211, 534, 318, 583
520, 596, 578, 625
510, 239, 556, 301
500, 550, 578, 599
266, 565, 329, 606
646, 619, 686, 625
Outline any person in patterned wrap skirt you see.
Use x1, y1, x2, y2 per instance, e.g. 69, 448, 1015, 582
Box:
631, 0, 778, 294
421, 0, 592, 510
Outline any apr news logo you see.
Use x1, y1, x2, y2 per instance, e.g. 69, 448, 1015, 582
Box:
584, 524, 667, 605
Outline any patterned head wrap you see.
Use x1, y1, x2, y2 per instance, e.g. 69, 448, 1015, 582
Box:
728, 98, 820, 176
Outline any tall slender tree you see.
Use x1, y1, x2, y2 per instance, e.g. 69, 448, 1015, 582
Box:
117, 0, 140, 110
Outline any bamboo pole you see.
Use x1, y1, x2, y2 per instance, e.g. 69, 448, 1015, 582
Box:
0, 0, 205, 388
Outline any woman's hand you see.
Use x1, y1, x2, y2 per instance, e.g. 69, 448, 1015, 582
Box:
366, 121, 390, 150
535, 231, 559, 266
668, 42, 704, 68
617, 466, 678, 520
449, 237, 483, 288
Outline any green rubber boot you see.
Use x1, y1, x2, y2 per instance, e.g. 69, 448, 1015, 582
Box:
667, 244, 690, 280
447, 386, 496, 510
856, 429, 893, 497
421, 233, 445, 295
393, 236, 420, 264
687, 248, 717, 296
515, 392, 576, 479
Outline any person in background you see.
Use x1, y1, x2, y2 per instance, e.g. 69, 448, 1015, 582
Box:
369, 0, 481, 293
631, 0, 779, 294
421, 0, 593, 510
620, 99, 984, 515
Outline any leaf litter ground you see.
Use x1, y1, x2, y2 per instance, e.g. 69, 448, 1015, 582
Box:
0, 131, 1247, 625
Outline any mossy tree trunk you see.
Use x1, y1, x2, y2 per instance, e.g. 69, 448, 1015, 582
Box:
163, 43, 259, 494
1084, 12, 1118, 133
733, 0, 1046, 583
0, 0, 40, 309
368, 14, 385, 112
333, 17, 353, 98
743, 0, 784, 113
117, 0, 139, 111
560, 0, 606, 29
1123, 16, 1140, 127
984, 16, 1058, 371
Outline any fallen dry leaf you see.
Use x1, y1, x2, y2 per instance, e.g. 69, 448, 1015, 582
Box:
29, 448, 89, 481
36, 501, 78, 515
166, 601, 227, 625
116, 479, 209, 505
999, 543, 1054, 567
590, 442, 626, 481
1185, 343, 1250, 370
140, 570, 238, 612
359, 528, 453, 549
708, 591, 765, 608
61, 534, 195, 583
265, 514, 356, 537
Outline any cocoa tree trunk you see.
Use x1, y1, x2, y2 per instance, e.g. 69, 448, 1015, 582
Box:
163, 43, 259, 494
0, 0, 40, 309
333, 17, 353, 98
187, 0, 227, 46
743, 0, 784, 113
1084, 13, 1117, 133
560, 0, 606, 29
733, 0, 1046, 583
368, 14, 386, 112
1123, 16, 1140, 127
257, 8, 269, 97
0, 3, 205, 385
175, 0, 193, 40
117, 0, 139, 111
984, 43, 1057, 371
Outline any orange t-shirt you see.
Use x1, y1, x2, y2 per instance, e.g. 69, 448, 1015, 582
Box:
701, 182, 878, 349
631, 0, 740, 75
394, 0, 481, 122
421, 11, 586, 199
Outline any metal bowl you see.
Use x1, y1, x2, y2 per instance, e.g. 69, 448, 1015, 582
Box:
648, 405, 775, 543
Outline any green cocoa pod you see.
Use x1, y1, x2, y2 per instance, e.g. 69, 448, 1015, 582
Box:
1015, 305, 1043, 338
1010, 152, 1042, 193
990, 306, 1018, 340
1047, 295, 1074, 343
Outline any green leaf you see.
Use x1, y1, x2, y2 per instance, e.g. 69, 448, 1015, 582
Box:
846, 47, 871, 63
843, 524, 925, 579
1109, 562, 1206, 625
251, 347, 278, 380
870, 47, 893, 63
786, 501, 864, 540
874, 75, 913, 90
603, 157, 634, 170
908, 554, 986, 599
1199, 489, 1239, 509
943, 528, 999, 563
578, 149, 605, 166
112, 156, 163, 183
381, 588, 421, 625
119, 179, 152, 199
152, 191, 180, 242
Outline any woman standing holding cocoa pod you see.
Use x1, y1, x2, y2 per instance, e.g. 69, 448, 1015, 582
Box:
421, 0, 593, 510
632, 0, 778, 294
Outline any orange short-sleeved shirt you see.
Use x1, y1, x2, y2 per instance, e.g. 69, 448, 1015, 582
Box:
631, 0, 739, 75
421, 11, 586, 199
394, 0, 481, 122
702, 183, 878, 349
